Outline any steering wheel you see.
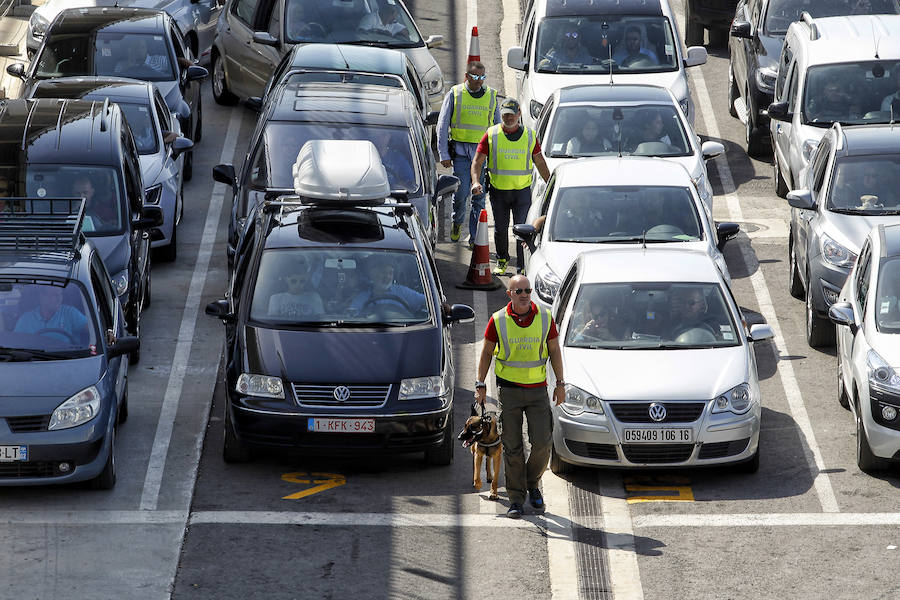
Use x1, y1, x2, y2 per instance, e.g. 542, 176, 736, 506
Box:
621, 55, 654, 69
36, 328, 79, 344
670, 322, 717, 343
362, 294, 413, 315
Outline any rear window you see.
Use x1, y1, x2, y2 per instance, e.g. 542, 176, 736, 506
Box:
118, 102, 158, 155
25, 165, 125, 235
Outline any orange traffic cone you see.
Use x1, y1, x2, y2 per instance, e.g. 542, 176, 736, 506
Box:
457, 209, 502, 290
467, 26, 480, 63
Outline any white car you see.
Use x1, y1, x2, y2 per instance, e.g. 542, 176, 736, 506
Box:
830, 222, 900, 472
532, 84, 724, 213
548, 247, 774, 473
514, 157, 738, 311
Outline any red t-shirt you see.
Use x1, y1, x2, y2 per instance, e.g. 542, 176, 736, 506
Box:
485, 301, 558, 388
476, 127, 543, 157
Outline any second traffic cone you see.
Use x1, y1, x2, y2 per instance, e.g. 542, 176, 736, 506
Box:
467, 26, 480, 63
457, 209, 501, 290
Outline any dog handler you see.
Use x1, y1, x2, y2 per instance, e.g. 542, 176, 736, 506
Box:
475, 274, 565, 518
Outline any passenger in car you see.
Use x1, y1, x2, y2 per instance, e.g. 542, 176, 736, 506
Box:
629, 109, 672, 149
287, 1, 328, 40
808, 77, 858, 122
71, 175, 116, 232
666, 287, 716, 342
612, 25, 658, 67
539, 24, 595, 70
570, 292, 628, 342
358, 2, 408, 38
268, 258, 324, 319
881, 68, 900, 114
14, 285, 88, 344
564, 116, 613, 155
348, 258, 425, 315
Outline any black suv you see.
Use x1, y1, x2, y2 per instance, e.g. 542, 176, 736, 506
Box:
206, 139, 474, 464
0, 99, 162, 362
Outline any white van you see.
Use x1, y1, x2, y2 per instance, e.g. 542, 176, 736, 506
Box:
506, 0, 707, 129
768, 13, 900, 198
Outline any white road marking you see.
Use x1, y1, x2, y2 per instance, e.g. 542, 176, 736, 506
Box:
140, 107, 243, 512
191, 511, 538, 528
634, 513, 900, 528
500, 0, 518, 99
542, 473, 579, 598
598, 476, 645, 600
691, 66, 841, 514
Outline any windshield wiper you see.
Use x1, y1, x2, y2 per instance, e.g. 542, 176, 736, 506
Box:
829, 207, 869, 215
342, 40, 392, 48
0, 347, 84, 361
653, 344, 718, 350
549, 153, 575, 159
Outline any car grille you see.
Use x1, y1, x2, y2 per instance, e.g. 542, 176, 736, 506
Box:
5, 415, 51, 433
291, 384, 391, 407
698, 438, 751, 459
608, 402, 706, 423
622, 444, 694, 464
565, 440, 618, 460
0, 462, 55, 478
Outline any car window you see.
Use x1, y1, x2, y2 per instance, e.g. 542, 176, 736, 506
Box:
285, 0, 422, 46
549, 185, 702, 243
808, 133, 831, 194
0, 281, 99, 355
765, 0, 899, 35
876, 255, 900, 332
248, 248, 431, 326
536, 96, 555, 141
120, 131, 144, 206
786, 65, 799, 113
90, 256, 114, 334
267, 0, 281, 38
803, 62, 900, 126
554, 263, 579, 324
828, 155, 900, 213
405, 63, 427, 113
775, 43, 793, 99
119, 102, 158, 155
153, 91, 172, 133
96, 33, 174, 82
565, 282, 740, 348
285, 71, 404, 87
232, 0, 259, 26
26, 165, 125, 235
857, 243, 872, 315
545, 104, 690, 158
539, 175, 556, 217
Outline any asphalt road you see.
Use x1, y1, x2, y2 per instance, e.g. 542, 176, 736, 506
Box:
2, 0, 900, 598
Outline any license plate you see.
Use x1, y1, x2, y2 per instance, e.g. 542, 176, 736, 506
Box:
307, 418, 375, 433
0, 446, 27, 462
622, 428, 693, 444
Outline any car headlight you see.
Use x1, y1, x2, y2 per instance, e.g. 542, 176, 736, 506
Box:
235, 373, 284, 399
49, 386, 101, 430
30, 12, 49, 39
678, 97, 690, 115
534, 264, 561, 304
111, 270, 128, 297
422, 68, 443, 96
711, 383, 754, 415
144, 184, 162, 205
802, 139, 819, 163
399, 375, 448, 400
530, 99, 544, 120
755, 66, 777, 92
867, 350, 900, 394
559, 384, 604, 416
821, 234, 858, 268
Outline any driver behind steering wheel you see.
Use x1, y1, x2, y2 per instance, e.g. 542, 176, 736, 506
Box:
666, 286, 716, 342
348, 258, 425, 316
14, 285, 88, 344
612, 25, 658, 67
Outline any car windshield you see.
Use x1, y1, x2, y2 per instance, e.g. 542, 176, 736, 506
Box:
535, 15, 677, 74
284, 0, 422, 46
565, 282, 740, 349
545, 104, 690, 158
118, 102, 158, 155
827, 156, 900, 214
803, 62, 900, 126
877, 256, 900, 333
251, 122, 421, 193
25, 165, 124, 235
0, 281, 99, 357
549, 186, 702, 242
764, 0, 900, 35
285, 71, 404, 88
249, 248, 431, 327
35, 33, 175, 82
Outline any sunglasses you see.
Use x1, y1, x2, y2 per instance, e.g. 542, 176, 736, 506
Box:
565, 31, 580, 39
512, 288, 533, 295
467, 73, 486, 81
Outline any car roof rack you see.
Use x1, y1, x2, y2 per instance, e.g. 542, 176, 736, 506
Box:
0, 198, 86, 260
800, 11, 820, 41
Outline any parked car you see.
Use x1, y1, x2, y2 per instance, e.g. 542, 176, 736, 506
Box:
206, 139, 474, 464
506, 0, 707, 128
684, 0, 738, 46
28, 77, 193, 261
533, 83, 724, 213
10, 7, 207, 180
787, 123, 900, 348
0, 199, 139, 488
830, 222, 900, 472
211, 0, 444, 110
548, 247, 774, 473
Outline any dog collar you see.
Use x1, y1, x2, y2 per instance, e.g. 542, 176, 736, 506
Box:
478, 438, 501, 447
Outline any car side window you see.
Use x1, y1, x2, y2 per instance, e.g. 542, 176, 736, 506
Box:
536, 97, 554, 141
749, 0, 761, 30
522, 14, 535, 60
857, 242, 872, 316
233, 0, 259, 26
554, 264, 578, 325
540, 175, 556, 217
775, 43, 793, 99
231, 226, 257, 306
809, 134, 832, 195
267, 0, 281, 38
786, 65, 800, 113
121, 130, 143, 209
405, 63, 426, 114
90, 256, 114, 334
153, 91, 171, 134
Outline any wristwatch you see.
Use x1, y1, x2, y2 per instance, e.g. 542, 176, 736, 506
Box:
555, 381, 565, 387
475, 381, 487, 389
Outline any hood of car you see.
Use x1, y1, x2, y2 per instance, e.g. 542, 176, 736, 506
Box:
89, 233, 130, 276
563, 345, 749, 401
139, 153, 165, 187
243, 324, 442, 384
537, 239, 710, 282
822, 211, 900, 255
399, 47, 439, 88
0, 357, 105, 410
36, 0, 165, 23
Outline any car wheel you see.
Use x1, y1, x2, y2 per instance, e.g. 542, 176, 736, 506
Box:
425, 413, 454, 466
745, 91, 768, 157
183, 150, 193, 182
223, 404, 252, 463
118, 384, 129, 425
806, 271, 834, 348
728, 62, 739, 118
774, 151, 789, 198
708, 27, 728, 47
734, 448, 760, 474
856, 397, 889, 473
788, 232, 804, 299
128, 308, 141, 365
143, 267, 151, 309
158, 223, 177, 262
837, 351, 850, 410
194, 94, 202, 144
212, 51, 238, 106
549, 444, 574, 475
684, 2, 704, 46
91, 428, 117, 490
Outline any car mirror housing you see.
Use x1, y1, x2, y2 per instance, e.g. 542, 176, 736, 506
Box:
244, 97, 263, 113
434, 174, 459, 199
424, 110, 439, 126
205, 299, 234, 322
252, 31, 279, 47
507, 46, 526, 71
828, 301, 857, 331
172, 136, 193, 158
786, 189, 815, 210
213, 164, 237, 187
6, 63, 24, 79
701, 141, 725, 161
716, 222, 740, 248
730, 21, 752, 39
748, 324, 775, 342
446, 303, 475, 324
684, 46, 707, 68
186, 65, 208, 81
425, 34, 443, 49
513, 224, 537, 252
767, 101, 791, 122
107, 336, 139, 359
134, 205, 164, 230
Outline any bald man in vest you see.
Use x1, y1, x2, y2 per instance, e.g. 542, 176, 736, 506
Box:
471, 98, 550, 275
475, 274, 565, 519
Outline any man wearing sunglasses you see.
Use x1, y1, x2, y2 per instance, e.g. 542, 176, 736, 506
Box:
539, 24, 595, 71
437, 61, 500, 248
475, 274, 565, 519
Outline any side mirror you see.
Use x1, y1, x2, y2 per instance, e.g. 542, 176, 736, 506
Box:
133, 205, 163, 230
213, 163, 237, 187
513, 223, 537, 252
424, 34, 444, 49
828, 301, 857, 334
730, 20, 752, 39
205, 299, 234, 322
171, 136, 193, 158
424, 110, 439, 126
6, 63, 24, 79
186, 65, 208, 81
252, 31, 279, 47
434, 174, 459, 199
445, 303, 475, 324
748, 324, 775, 342
107, 335, 140, 359
767, 101, 791, 122
701, 140, 725, 161
716, 222, 740, 248
507, 46, 526, 71
683, 46, 707, 68
786, 189, 815, 210
245, 96, 263, 113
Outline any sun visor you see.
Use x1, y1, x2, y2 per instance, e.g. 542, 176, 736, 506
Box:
292, 139, 391, 204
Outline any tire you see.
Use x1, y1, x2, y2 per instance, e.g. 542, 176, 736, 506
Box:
425, 413, 454, 466
549, 444, 574, 475
118, 384, 129, 425
91, 428, 117, 490
745, 91, 768, 157
183, 150, 193, 182
806, 272, 835, 348
774, 151, 789, 198
684, 2, 704, 46
837, 350, 850, 410
735, 447, 760, 473
728, 63, 739, 118
788, 232, 804, 299
856, 398, 890, 473
158, 223, 177, 262
708, 27, 728, 47
143, 264, 151, 309
223, 404, 252, 463
212, 51, 238, 106
194, 94, 203, 144
128, 308, 141, 365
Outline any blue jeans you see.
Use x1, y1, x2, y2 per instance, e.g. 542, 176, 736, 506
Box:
452, 155, 486, 240
489, 186, 531, 269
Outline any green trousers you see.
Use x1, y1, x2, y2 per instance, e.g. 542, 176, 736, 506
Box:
497, 384, 553, 505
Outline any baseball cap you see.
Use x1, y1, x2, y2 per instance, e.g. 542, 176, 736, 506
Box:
500, 98, 520, 116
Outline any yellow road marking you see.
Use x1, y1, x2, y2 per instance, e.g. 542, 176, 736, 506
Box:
281, 472, 346, 500
624, 476, 694, 504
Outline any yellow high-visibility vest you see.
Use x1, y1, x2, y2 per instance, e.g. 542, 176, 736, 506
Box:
450, 84, 497, 144
493, 306, 551, 384
486, 124, 535, 190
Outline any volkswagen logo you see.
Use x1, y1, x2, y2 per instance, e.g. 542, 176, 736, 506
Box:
333, 386, 351, 402
648, 403, 667, 422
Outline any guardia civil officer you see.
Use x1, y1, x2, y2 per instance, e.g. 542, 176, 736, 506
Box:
475, 274, 565, 519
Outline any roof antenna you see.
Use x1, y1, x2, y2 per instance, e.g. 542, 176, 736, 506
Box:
613, 107, 624, 157
641, 229, 647, 249
602, 21, 613, 85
